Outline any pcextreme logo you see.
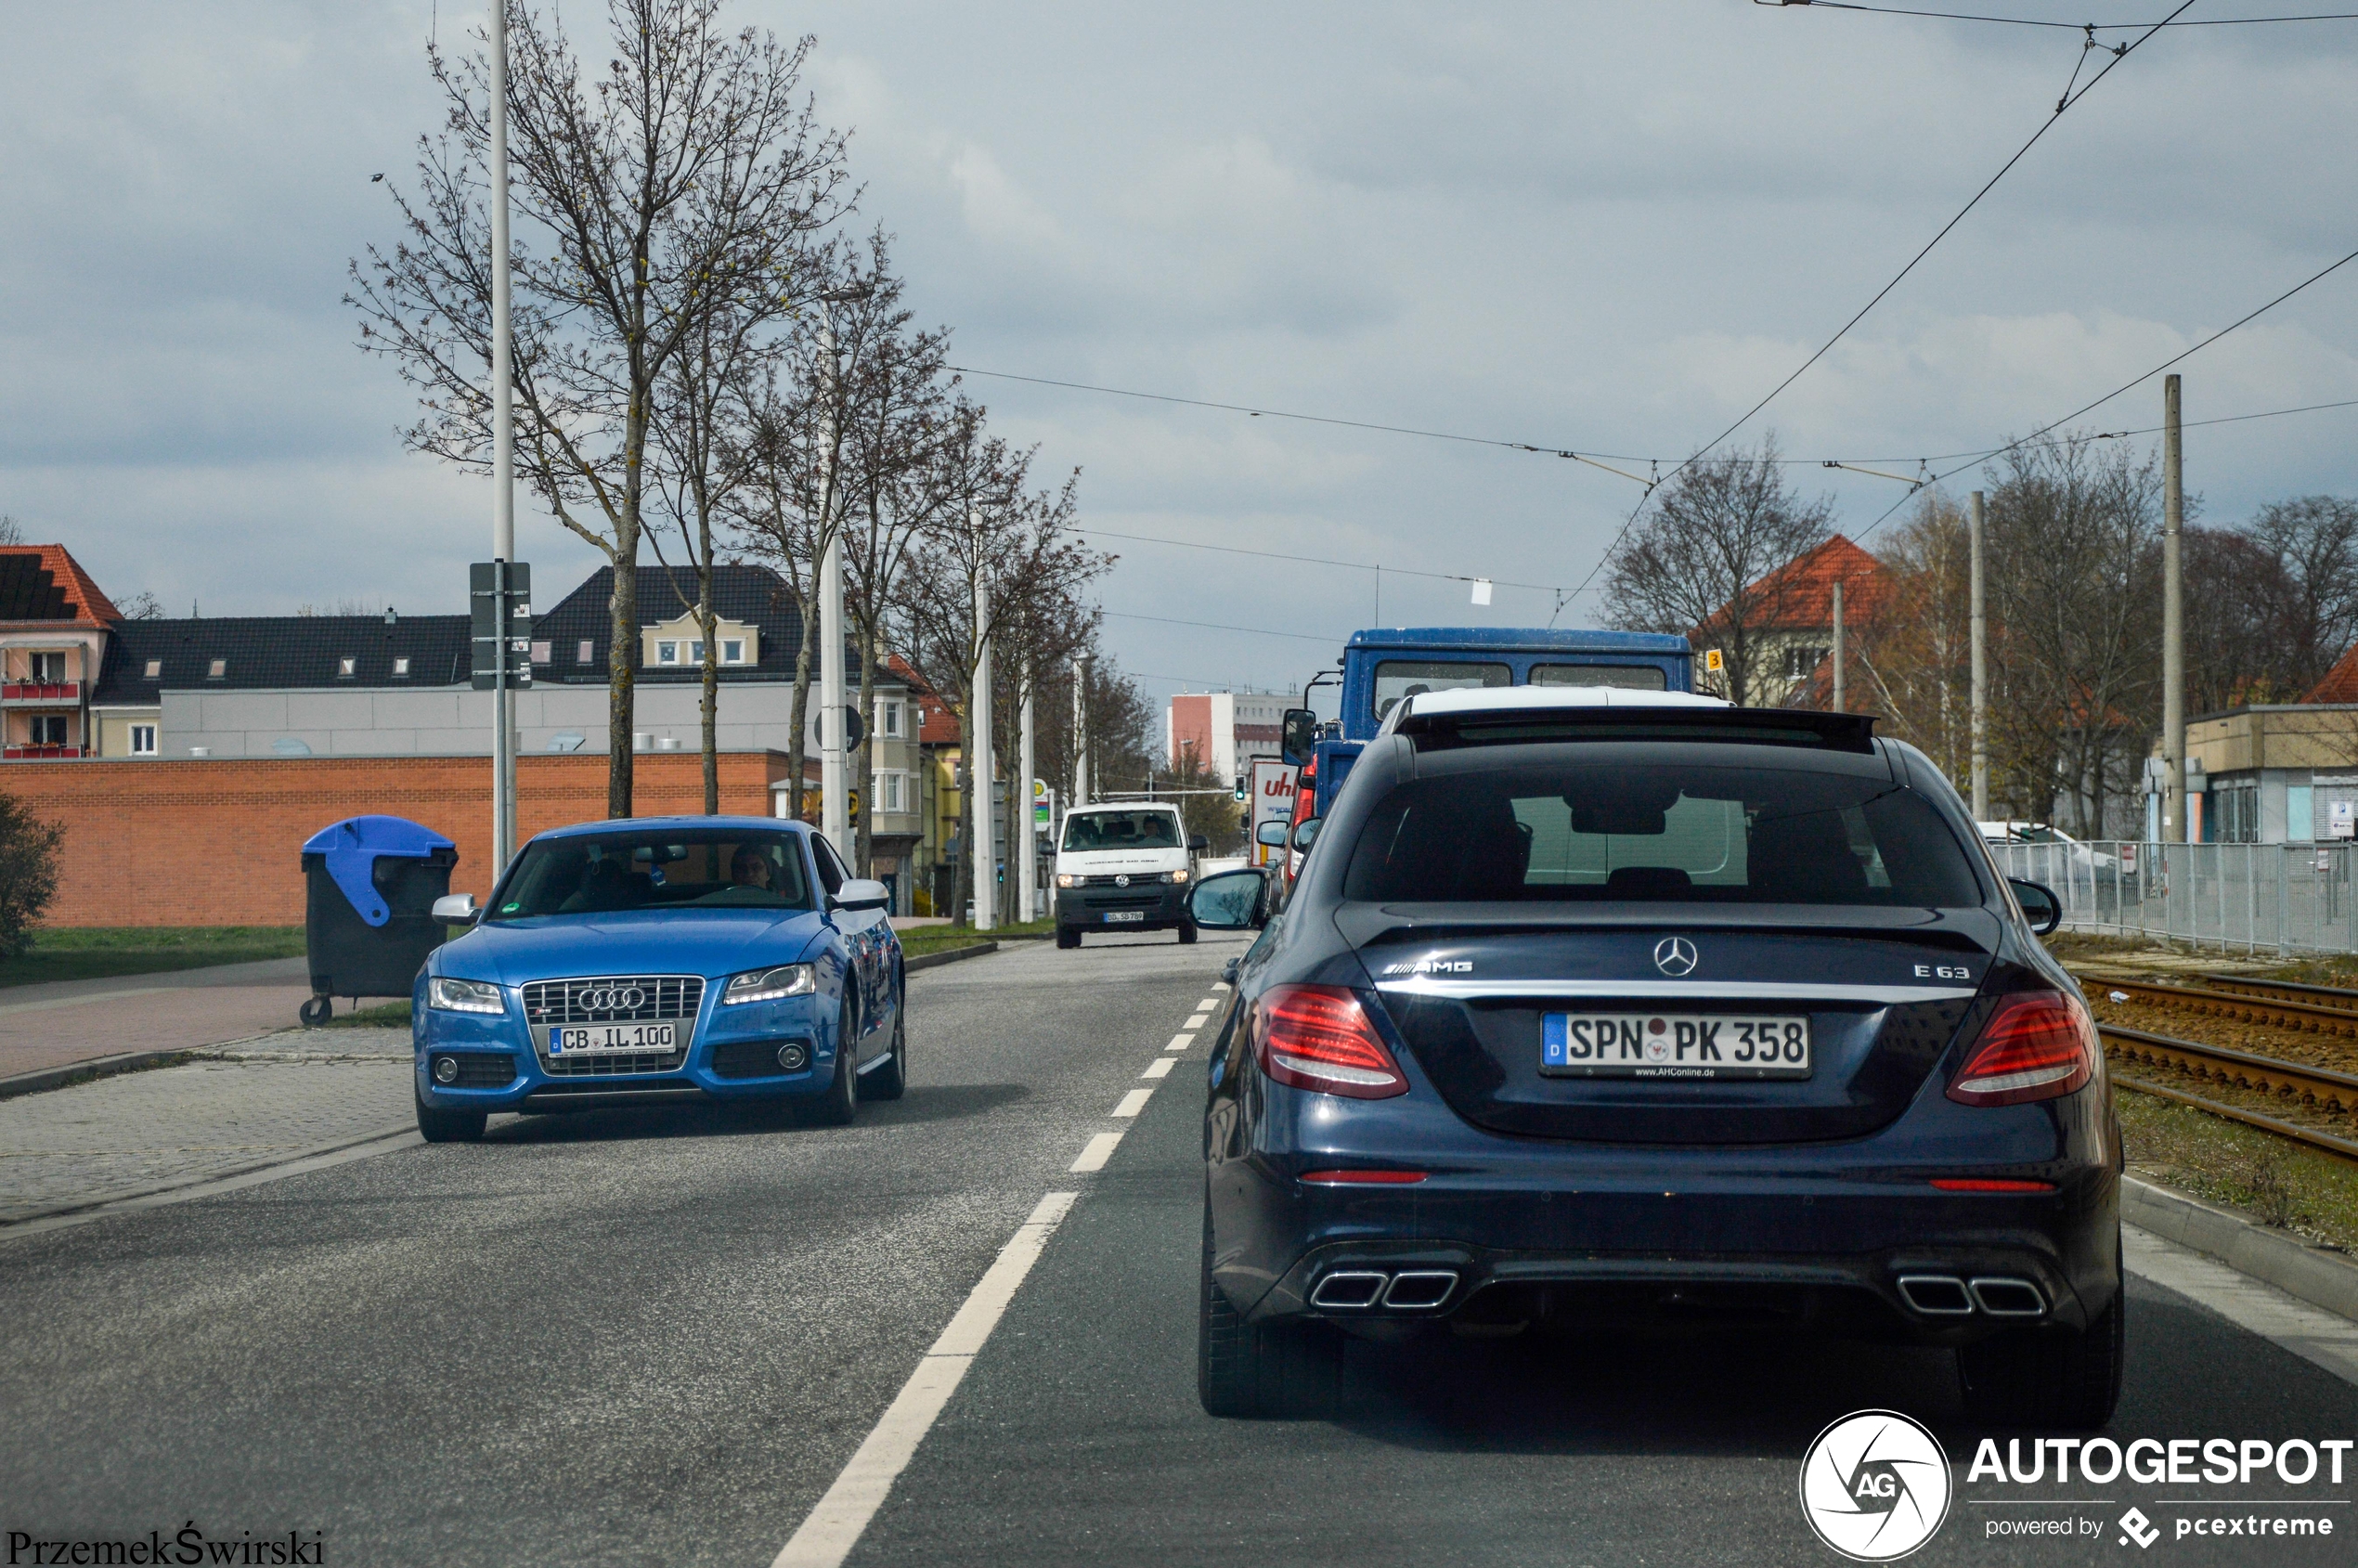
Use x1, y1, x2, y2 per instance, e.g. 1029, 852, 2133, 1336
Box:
1799, 1409, 1953, 1562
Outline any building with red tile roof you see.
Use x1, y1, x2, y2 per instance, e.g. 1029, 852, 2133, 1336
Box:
1695, 534, 1895, 707
0, 543, 124, 758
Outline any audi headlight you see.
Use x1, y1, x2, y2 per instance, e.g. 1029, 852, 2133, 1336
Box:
1056, 874, 1078, 888
429, 976, 505, 1015
724, 964, 816, 1004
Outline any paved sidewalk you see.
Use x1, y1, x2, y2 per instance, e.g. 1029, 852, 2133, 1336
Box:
0, 956, 316, 1081
0, 1029, 415, 1224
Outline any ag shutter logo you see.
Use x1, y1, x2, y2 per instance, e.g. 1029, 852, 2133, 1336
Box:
1799, 1409, 1952, 1562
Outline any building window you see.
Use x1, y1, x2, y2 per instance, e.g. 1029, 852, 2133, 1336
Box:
130, 723, 158, 756
392, 656, 411, 677
338, 656, 357, 678
657, 641, 679, 665
722, 639, 745, 665
144, 659, 162, 679
1783, 646, 1830, 680
530, 641, 551, 665
30, 652, 67, 682
30, 716, 69, 746
577, 640, 595, 665
881, 700, 902, 737
207, 658, 227, 679
879, 771, 906, 813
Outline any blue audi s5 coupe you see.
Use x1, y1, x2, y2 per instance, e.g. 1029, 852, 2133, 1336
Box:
1187, 687, 2119, 1428
412, 817, 903, 1142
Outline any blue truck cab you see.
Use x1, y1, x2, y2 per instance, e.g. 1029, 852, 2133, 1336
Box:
1298, 628, 1693, 814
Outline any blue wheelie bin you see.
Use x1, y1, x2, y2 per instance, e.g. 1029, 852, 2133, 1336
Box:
299, 816, 459, 1025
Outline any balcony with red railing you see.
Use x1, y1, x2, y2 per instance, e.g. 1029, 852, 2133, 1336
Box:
2, 745, 84, 759
1, 681, 81, 706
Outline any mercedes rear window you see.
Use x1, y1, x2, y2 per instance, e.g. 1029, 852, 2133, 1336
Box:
1341, 762, 1981, 906
490, 829, 814, 918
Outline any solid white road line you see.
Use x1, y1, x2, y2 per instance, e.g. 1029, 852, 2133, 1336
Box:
2124, 1225, 2358, 1387
1111, 1088, 1153, 1118
1141, 1056, 1177, 1080
1069, 1133, 1123, 1173
1184, 1013, 1210, 1029
1165, 1032, 1195, 1052
771, 1192, 1080, 1568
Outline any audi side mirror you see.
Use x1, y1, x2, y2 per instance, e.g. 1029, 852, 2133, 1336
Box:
432, 893, 480, 926
1281, 707, 1318, 767
1254, 821, 1289, 848
830, 878, 891, 913
2008, 878, 2062, 936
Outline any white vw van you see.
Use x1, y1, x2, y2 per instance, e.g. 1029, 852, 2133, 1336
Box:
1053, 803, 1204, 949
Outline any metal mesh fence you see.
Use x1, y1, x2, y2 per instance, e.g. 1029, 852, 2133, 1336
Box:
1986, 840, 2358, 956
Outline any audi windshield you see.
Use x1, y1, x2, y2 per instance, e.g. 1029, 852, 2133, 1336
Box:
486, 828, 814, 919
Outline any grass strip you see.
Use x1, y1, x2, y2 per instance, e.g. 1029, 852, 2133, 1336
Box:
0, 927, 306, 990
2117, 1085, 2358, 1252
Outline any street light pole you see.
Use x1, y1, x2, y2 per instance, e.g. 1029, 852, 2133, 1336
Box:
1018, 663, 1037, 922
1969, 490, 1989, 821
489, 0, 517, 868
969, 522, 995, 930
816, 309, 849, 862
2162, 373, 2187, 844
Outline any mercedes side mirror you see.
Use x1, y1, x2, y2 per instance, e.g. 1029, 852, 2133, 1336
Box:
1189, 868, 1266, 930
2008, 878, 2063, 936
432, 893, 480, 926
1281, 707, 1318, 767
1254, 821, 1289, 849
830, 878, 891, 913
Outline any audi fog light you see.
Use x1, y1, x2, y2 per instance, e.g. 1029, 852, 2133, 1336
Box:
776, 1042, 810, 1070
428, 976, 505, 1015
723, 964, 816, 1004
432, 1056, 460, 1084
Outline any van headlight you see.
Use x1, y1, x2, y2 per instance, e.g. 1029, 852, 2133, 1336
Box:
724, 964, 816, 1004
1056, 874, 1078, 888
429, 976, 506, 1015
1170, 868, 1189, 884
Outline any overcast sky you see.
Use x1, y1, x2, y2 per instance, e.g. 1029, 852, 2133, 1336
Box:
5, 2, 2354, 711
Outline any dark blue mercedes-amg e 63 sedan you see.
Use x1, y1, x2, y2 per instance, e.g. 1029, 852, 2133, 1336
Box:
1187, 687, 2118, 1428
413, 818, 902, 1141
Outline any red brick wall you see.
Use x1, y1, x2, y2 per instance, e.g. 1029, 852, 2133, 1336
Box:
2, 752, 792, 927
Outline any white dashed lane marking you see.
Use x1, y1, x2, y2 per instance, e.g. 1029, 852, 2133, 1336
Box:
1183, 1013, 1210, 1029
1069, 1133, 1123, 1173
1197, 997, 1221, 1011
1141, 1056, 1176, 1080
771, 1192, 1080, 1568
1111, 1089, 1153, 1118
1165, 1033, 1195, 1052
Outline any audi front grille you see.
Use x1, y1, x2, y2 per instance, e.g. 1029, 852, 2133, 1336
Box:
523, 975, 704, 1077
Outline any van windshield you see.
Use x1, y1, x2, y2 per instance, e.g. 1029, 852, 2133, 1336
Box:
1061, 811, 1182, 852
1341, 762, 1981, 907
488, 829, 814, 919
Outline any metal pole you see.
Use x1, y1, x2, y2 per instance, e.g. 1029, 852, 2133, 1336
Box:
970, 534, 996, 931
815, 314, 850, 862
1969, 490, 1989, 821
1018, 665, 1037, 923
1073, 657, 1090, 806
1830, 579, 1845, 713
2162, 374, 2186, 843
489, 0, 516, 867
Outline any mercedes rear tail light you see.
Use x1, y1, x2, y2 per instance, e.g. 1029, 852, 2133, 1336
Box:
1946, 990, 2096, 1107
1255, 984, 1409, 1099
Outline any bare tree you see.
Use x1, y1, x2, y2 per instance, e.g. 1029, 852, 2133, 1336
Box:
349, 0, 849, 816
1602, 438, 1833, 705
1854, 493, 1974, 782
0, 516, 24, 547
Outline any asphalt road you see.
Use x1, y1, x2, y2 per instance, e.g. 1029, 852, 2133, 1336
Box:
4, 930, 2355, 1568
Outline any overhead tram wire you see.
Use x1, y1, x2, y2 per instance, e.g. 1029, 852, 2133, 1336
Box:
1097, 610, 1349, 644
1758, 1, 2358, 28
1554, 0, 2197, 612
1073, 525, 1566, 598
1847, 237, 2358, 548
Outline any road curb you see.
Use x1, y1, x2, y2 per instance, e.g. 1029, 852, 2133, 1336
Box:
2123, 1173, 2358, 1322
0, 1047, 204, 1102
905, 941, 999, 974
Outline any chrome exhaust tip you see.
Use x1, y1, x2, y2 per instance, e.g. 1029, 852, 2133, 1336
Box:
1381, 1270, 1458, 1310
1969, 1277, 2047, 1317
1309, 1271, 1389, 1309
1896, 1275, 1975, 1315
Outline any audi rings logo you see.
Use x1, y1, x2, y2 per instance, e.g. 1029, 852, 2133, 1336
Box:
575, 985, 646, 1013
1799, 1409, 1951, 1562
1652, 936, 1698, 977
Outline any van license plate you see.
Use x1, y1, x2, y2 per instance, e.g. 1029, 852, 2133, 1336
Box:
1103, 911, 1147, 924
549, 1023, 677, 1054
1539, 1014, 1810, 1080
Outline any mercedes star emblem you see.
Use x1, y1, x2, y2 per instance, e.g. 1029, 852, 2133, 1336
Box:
1652, 937, 1698, 978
